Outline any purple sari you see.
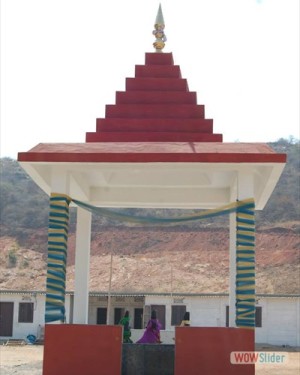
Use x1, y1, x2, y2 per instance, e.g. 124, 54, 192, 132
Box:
136, 318, 162, 344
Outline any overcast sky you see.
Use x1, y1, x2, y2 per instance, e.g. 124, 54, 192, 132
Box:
1, 0, 299, 159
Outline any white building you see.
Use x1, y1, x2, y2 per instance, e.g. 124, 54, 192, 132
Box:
1, 290, 299, 347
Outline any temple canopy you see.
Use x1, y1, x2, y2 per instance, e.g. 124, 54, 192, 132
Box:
17, 5, 286, 334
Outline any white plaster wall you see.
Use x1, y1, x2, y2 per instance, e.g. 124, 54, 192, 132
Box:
255, 298, 300, 346
144, 295, 175, 330
2, 293, 299, 346
0, 294, 44, 340
87, 296, 144, 325
145, 295, 229, 330
0, 293, 72, 340
145, 295, 300, 347
189, 297, 227, 327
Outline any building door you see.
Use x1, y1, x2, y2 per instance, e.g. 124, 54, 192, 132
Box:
134, 308, 143, 329
114, 308, 124, 325
96, 308, 107, 324
171, 305, 186, 326
151, 305, 166, 329
0, 302, 14, 336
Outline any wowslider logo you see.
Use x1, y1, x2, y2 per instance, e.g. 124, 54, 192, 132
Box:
230, 352, 288, 365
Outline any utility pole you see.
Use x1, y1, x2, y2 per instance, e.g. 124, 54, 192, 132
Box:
107, 253, 113, 325
170, 265, 173, 299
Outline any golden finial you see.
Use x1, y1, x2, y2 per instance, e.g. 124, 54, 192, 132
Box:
153, 4, 167, 52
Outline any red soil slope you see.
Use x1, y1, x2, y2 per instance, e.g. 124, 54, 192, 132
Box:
0, 223, 299, 294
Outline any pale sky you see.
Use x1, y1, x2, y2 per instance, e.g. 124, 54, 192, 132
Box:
1, 0, 299, 159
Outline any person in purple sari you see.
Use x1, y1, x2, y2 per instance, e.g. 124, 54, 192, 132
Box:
136, 310, 162, 344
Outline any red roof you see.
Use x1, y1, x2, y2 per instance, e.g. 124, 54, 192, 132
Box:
85, 52, 222, 143
18, 142, 286, 163
17, 52, 286, 164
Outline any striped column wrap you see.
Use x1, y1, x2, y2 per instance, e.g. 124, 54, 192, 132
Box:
45, 193, 71, 323
235, 198, 255, 329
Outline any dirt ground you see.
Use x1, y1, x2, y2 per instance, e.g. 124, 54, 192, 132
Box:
0, 345, 43, 375
0, 344, 299, 374
254, 345, 300, 375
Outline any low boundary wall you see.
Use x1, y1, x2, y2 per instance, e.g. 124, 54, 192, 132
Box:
43, 325, 254, 375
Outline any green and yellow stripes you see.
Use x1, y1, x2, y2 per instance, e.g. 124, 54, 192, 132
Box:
235, 198, 256, 329
45, 193, 71, 323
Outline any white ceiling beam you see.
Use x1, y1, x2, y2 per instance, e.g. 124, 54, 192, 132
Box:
69, 172, 90, 201
89, 186, 230, 208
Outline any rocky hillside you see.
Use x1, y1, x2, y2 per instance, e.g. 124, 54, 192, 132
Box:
1, 222, 299, 295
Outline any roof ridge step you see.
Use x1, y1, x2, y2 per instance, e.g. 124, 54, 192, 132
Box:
86, 132, 222, 142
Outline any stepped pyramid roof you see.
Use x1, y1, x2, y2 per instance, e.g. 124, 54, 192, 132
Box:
18, 6, 286, 210
85, 52, 222, 144
18, 49, 285, 164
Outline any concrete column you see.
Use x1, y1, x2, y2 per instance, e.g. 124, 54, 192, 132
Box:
51, 167, 69, 193
47, 169, 70, 323
73, 206, 92, 323
229, 171, 254, 327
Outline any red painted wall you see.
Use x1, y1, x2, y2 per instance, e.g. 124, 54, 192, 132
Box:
175, 327, 255, 375
43, 324, 122, 375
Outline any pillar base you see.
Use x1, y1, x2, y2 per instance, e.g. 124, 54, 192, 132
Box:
43, 324, 122, 375
175, 327, 255, 375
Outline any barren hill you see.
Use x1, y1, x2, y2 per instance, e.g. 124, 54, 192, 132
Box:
1, 222, 299, 295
